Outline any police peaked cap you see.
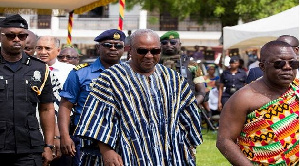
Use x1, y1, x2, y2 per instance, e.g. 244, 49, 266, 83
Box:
160, 31, 180, 41
94, 29, 126, 42
0, 14, 28, 29
229, 55, 240, 63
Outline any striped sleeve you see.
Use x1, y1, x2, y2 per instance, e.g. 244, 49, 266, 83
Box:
74, 72, 120, 149
179, 77, 203, 147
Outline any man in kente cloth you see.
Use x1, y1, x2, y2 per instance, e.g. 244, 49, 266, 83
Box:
217, 40, 299, 166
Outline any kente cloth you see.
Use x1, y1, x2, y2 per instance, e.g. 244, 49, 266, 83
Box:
237, 78, 299, 166
74, 62, 203, 166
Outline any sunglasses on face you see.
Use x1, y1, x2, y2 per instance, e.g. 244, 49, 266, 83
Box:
267, 60, 299, 69
161, 40, 178, 45
136, 48, 161, 55
101, 42, 124, 49
57, 55, 78, 60
1, 33, 28, 41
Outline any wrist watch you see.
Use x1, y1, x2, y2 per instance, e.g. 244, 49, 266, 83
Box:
44, 144, 55, 150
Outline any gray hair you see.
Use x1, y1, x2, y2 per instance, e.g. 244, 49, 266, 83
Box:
130, 29, 159, 47
37, 36, 60, 48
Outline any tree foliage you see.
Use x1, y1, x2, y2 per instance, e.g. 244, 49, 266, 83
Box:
125, 0, 298, 27
235, 0, 298, 22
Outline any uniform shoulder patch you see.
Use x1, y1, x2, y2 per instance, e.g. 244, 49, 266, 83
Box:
28, 55, 46, 64
74, 63, 90, 71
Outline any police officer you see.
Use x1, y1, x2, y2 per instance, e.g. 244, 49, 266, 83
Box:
218, 55, 247, 110
58, 29, 125, 166
0, 14, 55, 165
160, 31, 206, 105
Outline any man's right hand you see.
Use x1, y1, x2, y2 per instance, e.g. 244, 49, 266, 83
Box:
58, 98, 76, 156
99, 141, 123, 166
102, 149, 123, 166
218, 102, 223, 111
60, 135, 76, 156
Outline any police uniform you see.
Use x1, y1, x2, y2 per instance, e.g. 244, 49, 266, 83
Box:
220, 57, 247, 105
0, 14, 55, 166
0, 52, 54, 153
59, 29, 125, 166
60, 59, 105, 125
246, 67, 263, 84
60, 28, 125, 127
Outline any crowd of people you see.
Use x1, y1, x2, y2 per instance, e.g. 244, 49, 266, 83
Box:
0, 14, 298, 166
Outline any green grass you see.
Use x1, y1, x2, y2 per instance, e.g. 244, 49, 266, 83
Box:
196, 130, 230, 166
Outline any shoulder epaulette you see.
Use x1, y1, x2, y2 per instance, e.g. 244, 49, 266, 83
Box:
74, 63, 90, 70
28, 55, 46, 64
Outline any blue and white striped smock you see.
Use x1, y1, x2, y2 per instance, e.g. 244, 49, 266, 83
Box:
74, 62, 203, 166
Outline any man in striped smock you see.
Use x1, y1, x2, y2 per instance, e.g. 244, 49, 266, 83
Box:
58, 29, 125, 166
217, 41, 299, 165
74, 29, 203, 166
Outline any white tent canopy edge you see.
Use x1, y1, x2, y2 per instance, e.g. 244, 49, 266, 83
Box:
223, 6, 299, 50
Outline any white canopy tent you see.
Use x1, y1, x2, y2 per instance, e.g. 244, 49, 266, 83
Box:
223, 6, 299, 50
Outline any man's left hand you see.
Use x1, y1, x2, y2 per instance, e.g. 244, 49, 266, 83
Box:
42, 147, 54, 166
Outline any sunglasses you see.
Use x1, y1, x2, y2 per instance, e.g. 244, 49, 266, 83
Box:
136, 48, 161, 55
101, 42, 124, 49
1, 33, 28, 41
267, 60, 299, 69
161, 40, 177, 45
57, 55, 78, 60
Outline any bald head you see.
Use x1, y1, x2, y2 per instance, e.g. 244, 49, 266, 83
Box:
58, 47, 80, 65
260, 40, 295, 62
276, 35, 299, 55
277, 35, 299, 46
24, 30, 38, 56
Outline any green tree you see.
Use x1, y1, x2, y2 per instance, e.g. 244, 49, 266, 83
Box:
235, 0, 298, 22
125, 0, 298, 27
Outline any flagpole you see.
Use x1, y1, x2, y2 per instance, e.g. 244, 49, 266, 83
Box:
67, 11, 74, 45
118, 0, 125, 30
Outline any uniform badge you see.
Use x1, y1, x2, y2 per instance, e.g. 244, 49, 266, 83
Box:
89, 78, 98, 89
32, 71, 41, 82
20, 23, 24, 28
113, 33, 121, 40
74, 63, 89, 71
169, 35, 174, 39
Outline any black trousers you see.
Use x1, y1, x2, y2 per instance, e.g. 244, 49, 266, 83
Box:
0, 153, 42, 166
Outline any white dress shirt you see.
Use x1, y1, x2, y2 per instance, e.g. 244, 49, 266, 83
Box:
50, 59, 75, 85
